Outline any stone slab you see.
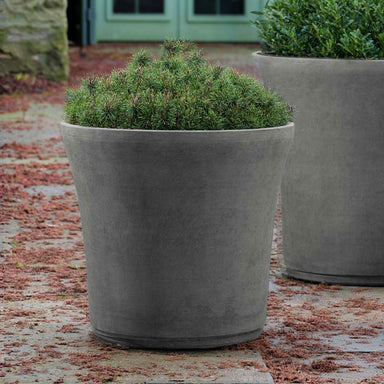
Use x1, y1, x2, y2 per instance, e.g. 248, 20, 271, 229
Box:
325, 333, 384, 353
99, 349, 273, 384
1, 296, 273, 384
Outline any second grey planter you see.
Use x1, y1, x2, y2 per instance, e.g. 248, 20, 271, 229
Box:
254, 52, 384, 286
61, 122, 294, 349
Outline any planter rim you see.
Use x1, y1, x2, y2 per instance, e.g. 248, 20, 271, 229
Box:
253, 51, 384, 62
60, 121, 294, 134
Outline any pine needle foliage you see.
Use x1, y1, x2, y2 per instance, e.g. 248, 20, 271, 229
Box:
252, 0, 384, 59
64, 40, 292, 130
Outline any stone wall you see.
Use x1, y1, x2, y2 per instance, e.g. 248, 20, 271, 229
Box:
0, 0, 69, 81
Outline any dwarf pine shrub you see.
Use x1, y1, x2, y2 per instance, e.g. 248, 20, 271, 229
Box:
64, 40, 292, 130
252, 0, 384, 59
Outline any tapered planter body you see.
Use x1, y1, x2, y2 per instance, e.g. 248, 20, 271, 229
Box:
254, 53, 384, 286
61, 122, 294, 348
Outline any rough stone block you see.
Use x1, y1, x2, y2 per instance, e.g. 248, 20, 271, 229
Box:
0, 0, 69, 81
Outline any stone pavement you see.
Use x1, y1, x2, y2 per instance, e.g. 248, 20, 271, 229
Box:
1, 43, 384, 384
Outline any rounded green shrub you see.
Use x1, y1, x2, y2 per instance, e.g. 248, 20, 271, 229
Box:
64, 40, 292, 130
252, 0, 384, 59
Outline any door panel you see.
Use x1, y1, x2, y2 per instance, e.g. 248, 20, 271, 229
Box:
96, 0, 178, 41
96, 0, 266, 42
179, 0, 266, 42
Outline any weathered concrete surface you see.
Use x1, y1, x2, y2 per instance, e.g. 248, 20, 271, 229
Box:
254, 53, 384, 286
61, 121, 293, 349
0, 0, 69, 80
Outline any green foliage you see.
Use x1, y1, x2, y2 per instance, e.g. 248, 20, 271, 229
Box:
252, 0, 384, 58
64, 40, 292, 130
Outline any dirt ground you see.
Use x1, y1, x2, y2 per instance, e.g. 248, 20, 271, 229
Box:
1, 43, 383, 384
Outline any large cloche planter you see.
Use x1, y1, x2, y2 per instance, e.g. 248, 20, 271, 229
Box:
254, 52, 384, 286
61, 121, 294, 349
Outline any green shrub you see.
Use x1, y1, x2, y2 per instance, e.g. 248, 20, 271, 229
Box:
64, 40, 292, 130
252, 0, 384, 58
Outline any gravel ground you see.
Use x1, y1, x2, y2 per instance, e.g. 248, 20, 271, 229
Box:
1, 43, 383, 384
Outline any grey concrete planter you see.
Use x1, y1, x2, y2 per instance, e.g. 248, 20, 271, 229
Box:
61, 121, 294, 349
254, 52, 384, 286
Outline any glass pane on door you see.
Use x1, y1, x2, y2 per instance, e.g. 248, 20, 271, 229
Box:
194, 1, 215, 14
194, 0, 244, 15
139, 0, 164, 13
113, 0, 164, 14
221, 0, 244, 14
114, 0, 134, 13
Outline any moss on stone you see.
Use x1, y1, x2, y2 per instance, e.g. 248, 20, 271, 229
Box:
0, 29, 8, 46
0, 0, 69, 81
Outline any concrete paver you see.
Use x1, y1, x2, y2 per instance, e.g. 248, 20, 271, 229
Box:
1, 295, 272, 383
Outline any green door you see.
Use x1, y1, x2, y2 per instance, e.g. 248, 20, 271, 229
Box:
96, 0, 266, 42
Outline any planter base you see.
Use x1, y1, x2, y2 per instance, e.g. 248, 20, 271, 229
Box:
92, 328, 263, 350
284, 268, 384, 287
